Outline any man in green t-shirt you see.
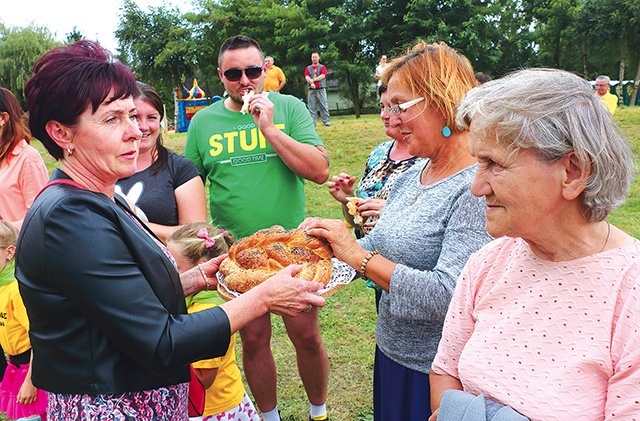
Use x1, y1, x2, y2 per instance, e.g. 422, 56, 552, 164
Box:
185, 35, 331, 421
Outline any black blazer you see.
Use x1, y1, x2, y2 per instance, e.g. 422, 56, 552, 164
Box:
16, 169, 231, 394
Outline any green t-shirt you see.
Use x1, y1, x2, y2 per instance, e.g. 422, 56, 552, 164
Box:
185, 92, 324, 238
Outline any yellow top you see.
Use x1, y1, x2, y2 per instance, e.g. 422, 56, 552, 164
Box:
0, 281, 31, 356
188, 300, 245, 415
597, 91, 618, 115
264, 65, 286, 91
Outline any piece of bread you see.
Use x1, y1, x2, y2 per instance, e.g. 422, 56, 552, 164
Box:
240, 90, 255, 114
219, 225, 334, 292
345, 197, 363, 225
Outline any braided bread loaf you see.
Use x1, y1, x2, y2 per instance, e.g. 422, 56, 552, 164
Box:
219, 225, 334, 293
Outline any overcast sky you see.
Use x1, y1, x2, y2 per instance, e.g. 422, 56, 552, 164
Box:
2, 0, 190, 53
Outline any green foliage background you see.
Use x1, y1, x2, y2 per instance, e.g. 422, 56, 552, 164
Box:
2, 0, 639, 116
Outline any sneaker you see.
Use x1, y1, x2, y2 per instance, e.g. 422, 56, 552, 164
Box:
309, 416, 328, 421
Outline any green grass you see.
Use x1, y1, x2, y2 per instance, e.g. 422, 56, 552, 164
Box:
28, 106, 640, 420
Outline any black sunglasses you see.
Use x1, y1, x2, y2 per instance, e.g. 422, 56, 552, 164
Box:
222, 66, 263, 82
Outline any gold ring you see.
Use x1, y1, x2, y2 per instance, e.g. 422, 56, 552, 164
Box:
304, 304, 313, 313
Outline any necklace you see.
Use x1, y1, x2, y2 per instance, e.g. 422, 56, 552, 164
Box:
599, 220, 611, 253
421, 148, 467, 184
410, 148, 467, 205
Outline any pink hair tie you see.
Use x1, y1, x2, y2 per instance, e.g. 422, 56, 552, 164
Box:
197, 228, 225, 248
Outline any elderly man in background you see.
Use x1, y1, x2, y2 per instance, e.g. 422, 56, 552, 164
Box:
594, 75, 618, 114
264, 56, 286, 92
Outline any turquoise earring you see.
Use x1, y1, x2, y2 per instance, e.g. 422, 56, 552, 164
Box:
441, 126, 452, 138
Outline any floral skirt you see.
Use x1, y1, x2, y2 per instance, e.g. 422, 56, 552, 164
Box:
47, 383, 189, 420
0, 361, 48, 420
189, 392, 261, 421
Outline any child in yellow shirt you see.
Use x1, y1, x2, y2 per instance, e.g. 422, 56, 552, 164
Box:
0, 221, 47, 420
167, 222, 260, 421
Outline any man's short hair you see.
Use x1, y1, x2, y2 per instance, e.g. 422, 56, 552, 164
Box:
218, 35, 264, 67
595, 75, 611, 85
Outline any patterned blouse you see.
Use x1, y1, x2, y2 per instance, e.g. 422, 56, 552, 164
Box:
355, 140, 422, 237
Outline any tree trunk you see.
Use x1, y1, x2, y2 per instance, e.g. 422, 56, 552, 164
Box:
630, 56, 640, 107
582, 42, 588, 76
348, 74, 362, 119
618, 58, 625, 105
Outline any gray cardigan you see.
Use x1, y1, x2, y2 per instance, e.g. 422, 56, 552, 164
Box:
358, 160, 491, 374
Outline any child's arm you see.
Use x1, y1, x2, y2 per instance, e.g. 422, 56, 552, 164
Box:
17, 352, 38, 405
194, 366, 219, 389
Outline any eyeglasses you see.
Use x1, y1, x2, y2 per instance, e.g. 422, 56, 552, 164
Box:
222, 66, 263, 82
385, 97, 425, 116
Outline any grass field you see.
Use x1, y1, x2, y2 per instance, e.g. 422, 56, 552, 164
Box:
29, 106, 640, 421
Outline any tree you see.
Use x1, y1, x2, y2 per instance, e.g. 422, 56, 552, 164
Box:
187, 0, 331, 102
0, 24, 60, 108
66, 26, 84, 44
114, 0, 638, 112
116, 0, 199, 117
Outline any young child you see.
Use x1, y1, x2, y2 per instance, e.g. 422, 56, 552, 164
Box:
167, 222, 261, 421
0, 221, 47, 421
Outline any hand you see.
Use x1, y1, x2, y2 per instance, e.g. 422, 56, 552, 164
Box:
300, 217, 361, 264
17, 376, 37, 405
248, 93, 275, 129
358, 198, 386, 228
256, 264, 326, 317
199, 254, 228, 290
326, 173, 356, 203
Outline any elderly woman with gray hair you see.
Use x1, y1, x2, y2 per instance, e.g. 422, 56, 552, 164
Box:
429, 68, 639, 420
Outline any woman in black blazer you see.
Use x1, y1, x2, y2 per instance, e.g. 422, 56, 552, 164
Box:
16, 40, 326, 421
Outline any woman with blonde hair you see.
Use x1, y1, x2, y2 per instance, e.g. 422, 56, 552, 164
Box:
302, 41, 492, 420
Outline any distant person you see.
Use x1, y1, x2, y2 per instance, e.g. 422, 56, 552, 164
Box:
264, 56, 286, 92
0, 221, 47, 421
474, 72, 491, 85
375, 55, 389, 90
185, 35, 331, 421
0, 87, 49, 229
305, 52, 331, 126
116, 81, 207, 244
595, 75, 618, 114
167, 223, 261, 421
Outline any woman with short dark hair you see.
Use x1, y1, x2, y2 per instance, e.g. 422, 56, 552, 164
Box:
17, 40, 325, 421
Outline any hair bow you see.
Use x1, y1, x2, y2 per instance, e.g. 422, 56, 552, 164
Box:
197, 228, 225, 248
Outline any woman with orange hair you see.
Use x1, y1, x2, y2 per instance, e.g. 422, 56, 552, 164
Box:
302, 42, 492, 420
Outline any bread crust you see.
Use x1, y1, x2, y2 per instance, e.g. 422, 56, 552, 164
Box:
219, 225, 334, 292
